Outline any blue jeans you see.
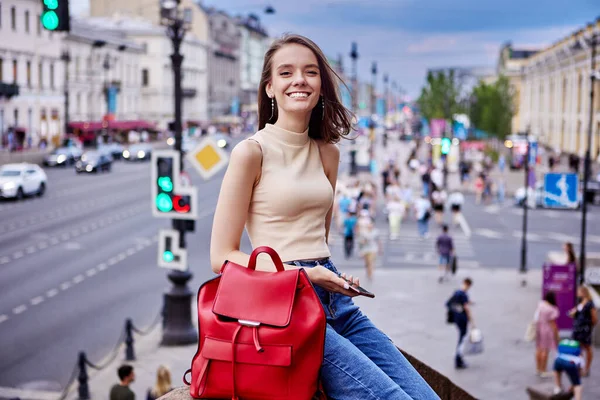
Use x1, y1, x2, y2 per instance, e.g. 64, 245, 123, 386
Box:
417, 219, 429, 237
290, 258, 439, 400
454, 315, 468, 367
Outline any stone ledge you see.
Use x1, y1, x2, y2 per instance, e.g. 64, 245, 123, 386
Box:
159, 349, 476, 400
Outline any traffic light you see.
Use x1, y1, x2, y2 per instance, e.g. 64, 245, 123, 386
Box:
158, 229, 187, 271
151, 150, 198, 219
441, 137, 452, 155
41, 0, 70, 32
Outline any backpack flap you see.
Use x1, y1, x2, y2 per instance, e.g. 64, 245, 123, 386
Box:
213, 262, 300, 327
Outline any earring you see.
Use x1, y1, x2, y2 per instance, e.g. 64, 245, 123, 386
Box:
321, 96, 325, 120
270, 97, 275, 121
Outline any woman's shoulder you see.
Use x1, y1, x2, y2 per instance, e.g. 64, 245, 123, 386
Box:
231, 138, 263, 165
313, 139, 340, 158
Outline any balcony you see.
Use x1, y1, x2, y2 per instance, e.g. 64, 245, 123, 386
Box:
0, 82, 20, 99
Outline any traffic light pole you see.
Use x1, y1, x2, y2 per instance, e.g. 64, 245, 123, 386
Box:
61, 51, 70, 141
161, 18, 197, 346
520, 139, 530, 285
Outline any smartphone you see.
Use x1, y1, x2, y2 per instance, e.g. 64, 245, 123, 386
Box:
337, 273, 375, 298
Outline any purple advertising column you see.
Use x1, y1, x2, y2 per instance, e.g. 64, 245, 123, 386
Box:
542, 263, 577, 331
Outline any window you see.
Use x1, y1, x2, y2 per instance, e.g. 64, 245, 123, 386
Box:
50, 63, 54, 89
14, 109, 19, 126
142, 68, 149, 87
0, 58, 3, 82
26, 61, 31, 87
11, 6, 16, 31
38, 62, 43, 88
25, 10, 29, 33
37, 14, 41, 35
12, 59, 17, 83
0, 3, 2, 29
577, 74, 583, 113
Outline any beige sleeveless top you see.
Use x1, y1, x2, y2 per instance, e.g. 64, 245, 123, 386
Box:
245, 124, 333, 262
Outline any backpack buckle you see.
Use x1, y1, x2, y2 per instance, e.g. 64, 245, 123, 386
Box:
238, 319, 260, 327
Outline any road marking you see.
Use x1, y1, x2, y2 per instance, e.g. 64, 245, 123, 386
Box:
30, 296, 44, 306
512, 231, 543, 241
474, 229, 504, 239
25, 246, 36, 254
13, 304, 27, 314
547, 232, 578, 243
0, 256, 10, 265
38, 242, 48, 249
456, 213, 472, 237
0, 386, 62, 400
126, 248, 136, 256
50, 237, 60, 245
483, 205, 500, 214
0, 314, 8, 324
60, 282, 71, 290
117, 253, 127, 261
107, 257, 119, 266
97, 263, 108, 271
46, 288, 59, 298
86, 268, 97, 277
60, 233, 70, 240
136, 244, 145, 251
73, 274, 85, 284
12, 251, 24, 259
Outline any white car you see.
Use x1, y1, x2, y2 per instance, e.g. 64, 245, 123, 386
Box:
0, 163, 48, 200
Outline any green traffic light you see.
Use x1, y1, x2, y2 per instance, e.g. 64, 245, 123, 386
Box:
163, 251, 174, 263
156, 193, 173, 212
158, 176, 173, 192
44, 0, 59, 9
441, 138, 451, 155
41, 11, 59, 30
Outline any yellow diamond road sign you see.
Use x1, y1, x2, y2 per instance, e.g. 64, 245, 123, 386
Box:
186, 137, 229, 180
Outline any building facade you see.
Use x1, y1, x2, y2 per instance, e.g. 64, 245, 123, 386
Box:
84, 15, 209, 130
497, 43, 539, 135
0, 0, 64, 149
205, 8, 241, 121
237, 14, 269, 112
65, 19, 145, 123
519, 20, 600, 157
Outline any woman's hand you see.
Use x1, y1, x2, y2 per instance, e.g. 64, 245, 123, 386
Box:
305, 266, 360, 297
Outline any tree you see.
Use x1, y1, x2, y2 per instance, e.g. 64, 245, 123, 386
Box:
469, 75, 514, 138
417, 70, 464, 121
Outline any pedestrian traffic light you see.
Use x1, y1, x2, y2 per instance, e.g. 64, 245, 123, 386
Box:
441, 137, 452, 155
41, 0, 70, 32
158, 229, 187, 271
151, 150, 198, 219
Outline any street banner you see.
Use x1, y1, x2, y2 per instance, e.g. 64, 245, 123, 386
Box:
543, 173, 579, 209
430, 119, 446, 138
542, 263, 576, 331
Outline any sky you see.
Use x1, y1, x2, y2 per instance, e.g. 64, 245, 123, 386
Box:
71, 0, 599, 99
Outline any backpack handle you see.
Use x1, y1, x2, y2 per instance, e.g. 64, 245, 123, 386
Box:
248, 246, 285, 272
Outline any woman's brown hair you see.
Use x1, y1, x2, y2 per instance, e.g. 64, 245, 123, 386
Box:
257, 34, 354, 143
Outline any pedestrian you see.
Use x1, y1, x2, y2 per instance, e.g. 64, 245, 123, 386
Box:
431, 165, 443, 192
534, 291, 560, 377
209, 33, 438, 399
448, 190, 464, 228
334, 186, 352, 233
421, 167, 431, 197
431, 188, 447, 226
386, 194, 405, 240
569, 286, 598, 377
109, 365, 135, 400
445, 278, 474, 369
358, 219, 381, 280
552, 339, 584, 400
496, 177, 505, 204
342, 211, 358, 259
146, 365, 173, 400
474, 174, 485, 205
414, 194, 432, 239
564, 241, 577, 267
436, 225, 454, 283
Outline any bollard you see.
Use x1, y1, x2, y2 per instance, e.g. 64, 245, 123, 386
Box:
125, 318, 135, 361
77, 352, 90, 400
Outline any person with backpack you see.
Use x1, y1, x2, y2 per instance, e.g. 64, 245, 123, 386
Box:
446, 278, 474, 369
436, 225, 454, 283
553, 339, 584, 400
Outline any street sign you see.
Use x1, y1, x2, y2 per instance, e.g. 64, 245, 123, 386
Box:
585, 266, 600, 284
543, 173, 579, 209
528, 141, 538, 166
158, 229, 187, 271
186, 137, 229, 180
151, 150, 198, 219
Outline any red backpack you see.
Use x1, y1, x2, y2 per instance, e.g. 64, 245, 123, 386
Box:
184, 246, 327, 400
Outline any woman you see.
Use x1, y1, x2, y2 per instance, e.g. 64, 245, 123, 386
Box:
146, 366, 172, 400
358, 219, 382, 280
474, 174, 484, 205
535, 292, 560, 377
570, 286, 598, 377
210, 34, 438, 400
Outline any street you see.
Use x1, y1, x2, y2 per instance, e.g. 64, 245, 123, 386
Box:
0, 157, 232, 391
0, 138, 599, 396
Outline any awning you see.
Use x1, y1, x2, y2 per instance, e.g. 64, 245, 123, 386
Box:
69, 120, 157, 133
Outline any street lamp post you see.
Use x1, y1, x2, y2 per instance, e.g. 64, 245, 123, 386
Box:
579, 32, 598, 285
160, 0, 197, 346
370, 62, 377, 116
520, 134, 530, 282
349, 42, 359, 176
61, 50, 71, 140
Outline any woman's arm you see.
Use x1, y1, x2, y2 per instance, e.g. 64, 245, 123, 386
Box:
550, 319, 559, 345
210, 139, 275, 273
591, 305, 598, 326
319, 142, 340, 244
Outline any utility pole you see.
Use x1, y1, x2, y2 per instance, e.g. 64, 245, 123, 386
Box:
520, 131, 530, 285
61, 50, 70, 139
160, 0, 196, 346
349, 42, 359, 176
579, 32, 598, 285
370, 61, 377, 116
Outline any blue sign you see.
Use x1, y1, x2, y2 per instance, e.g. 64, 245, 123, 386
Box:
231, 96, 240, 115
529, 141, 538, 166
543, 173, 579, 209
107, 86, 118, 115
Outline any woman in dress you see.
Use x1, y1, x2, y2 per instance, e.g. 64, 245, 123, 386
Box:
570, 286, 598, 377
358, 219, 382, 280
210, 33, 438, 399
534, 291, 560, 377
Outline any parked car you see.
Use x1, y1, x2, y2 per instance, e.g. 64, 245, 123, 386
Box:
122, 143, 152, 161
43, 147, 82, 167
75, 151, 113, 173
0, 163, 47, 200
100, 142, 125, 160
